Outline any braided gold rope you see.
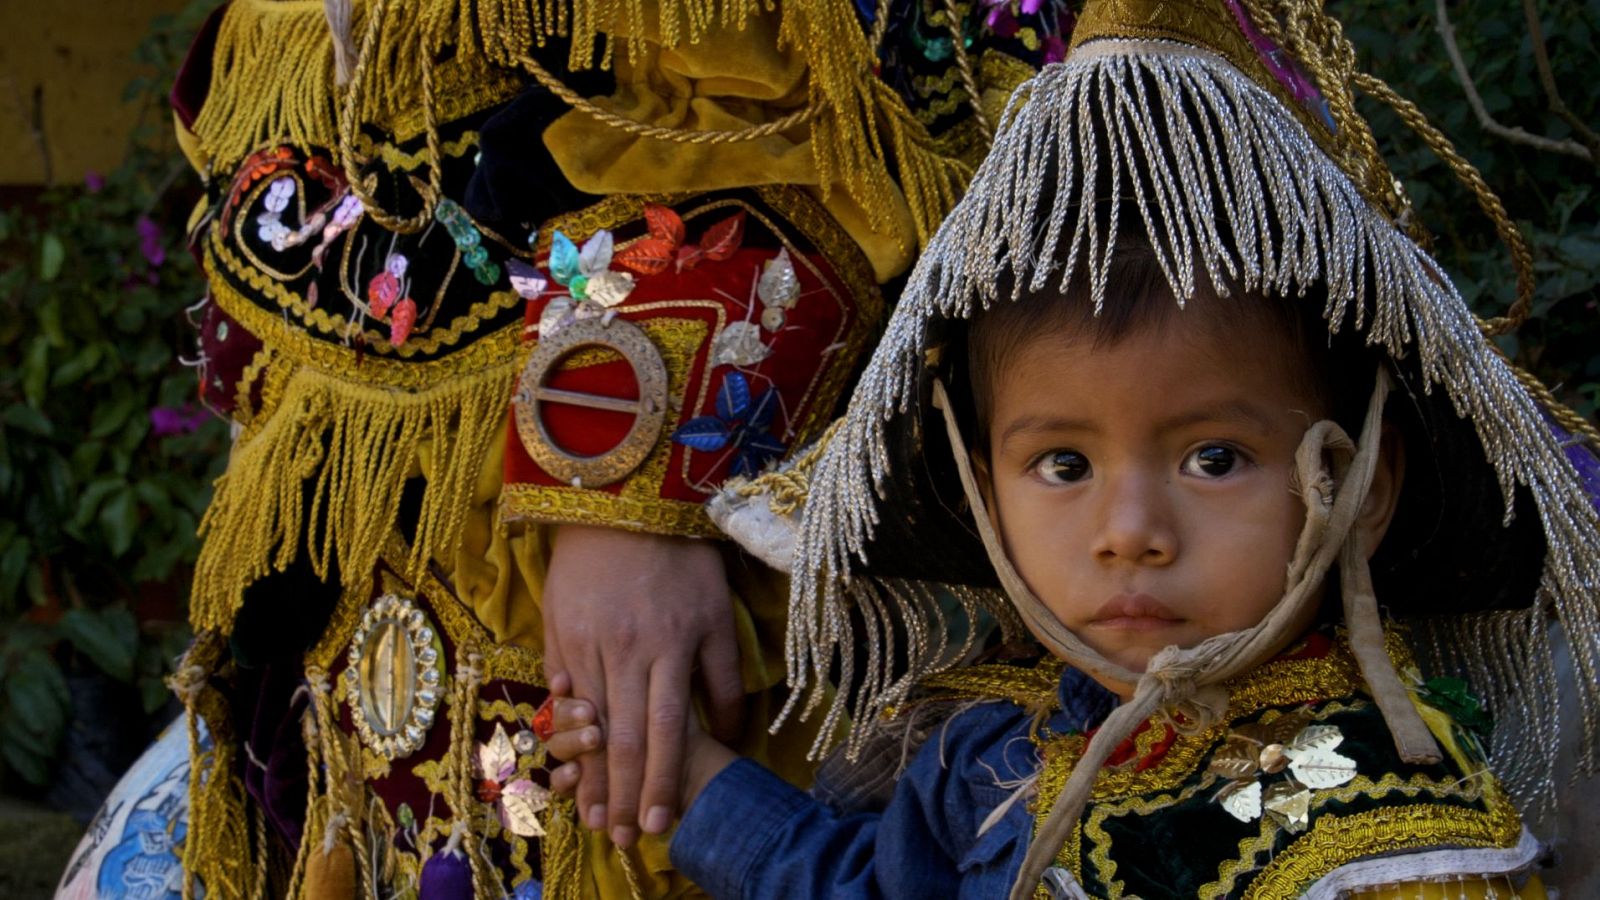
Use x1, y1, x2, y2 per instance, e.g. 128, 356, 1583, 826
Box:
1506, 355, 1600, 447
1352, 72, 1535, 335
338, 0, 443, 233
515, 52, 819, 144
1236, 0, 1535, 337
942, 0, 991, 141
250, 802, 270, 900
732, 417, 842, 515
447, 646, 494, 895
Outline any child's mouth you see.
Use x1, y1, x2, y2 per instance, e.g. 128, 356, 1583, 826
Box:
1089, 593, 1184, 631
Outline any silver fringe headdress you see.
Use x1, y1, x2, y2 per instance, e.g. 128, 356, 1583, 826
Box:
773, 0, 1600, 841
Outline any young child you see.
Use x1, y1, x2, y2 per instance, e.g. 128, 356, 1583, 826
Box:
542, 0, 1598, 896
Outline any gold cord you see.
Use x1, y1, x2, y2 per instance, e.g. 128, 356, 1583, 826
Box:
516, 52, 819, 144
338, 0, 443, 232
942, 0, 991, 141
731, 417, 841, 515
1236, 0, 1535, 337
1351, 72, 1535, 336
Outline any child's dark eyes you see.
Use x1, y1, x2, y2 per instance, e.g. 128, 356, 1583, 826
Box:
1034, 450, 1091, 484
1182, 444, 1240, 478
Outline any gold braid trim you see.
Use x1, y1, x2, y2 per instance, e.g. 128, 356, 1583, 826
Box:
169, 631, 256, 900
1241, 801, 1522, 899
190, 359, 515, 634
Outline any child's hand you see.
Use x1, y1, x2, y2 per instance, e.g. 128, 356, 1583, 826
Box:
541, 672, 739, 835
543, 673, 603, 798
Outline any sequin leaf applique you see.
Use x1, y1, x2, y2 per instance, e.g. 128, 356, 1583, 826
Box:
613, 205, 749, 275
670, 371, 787, 476
508, 259, 549, 300
1209, 711, 1354, 831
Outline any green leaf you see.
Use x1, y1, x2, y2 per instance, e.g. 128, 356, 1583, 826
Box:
51, 344, 103, 388
71, 476, 124, 531
2, 404, 53, 438
0, 535, 29, 606
98, 487, 140, 558
59, 607, 138, 682
22, 337, 50, 410
0, 737, 51, 786
139, 676, 172, 715
37, 296, 66, 347
89, 392, 140, 440
37, 233, 65, 282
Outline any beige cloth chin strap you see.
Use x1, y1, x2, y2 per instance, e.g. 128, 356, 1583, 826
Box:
929, 366, 1441, 899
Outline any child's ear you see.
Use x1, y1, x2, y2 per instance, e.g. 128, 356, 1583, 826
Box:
1357, 422, 1405, 559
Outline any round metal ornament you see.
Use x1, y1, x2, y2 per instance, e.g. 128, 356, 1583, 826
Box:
514, 315, 669, 487
343, 593, 446, 760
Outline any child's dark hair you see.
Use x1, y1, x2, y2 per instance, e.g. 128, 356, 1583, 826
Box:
964, 233, 1373, 446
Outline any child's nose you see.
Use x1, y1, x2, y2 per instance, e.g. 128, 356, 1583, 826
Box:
1091, 473, 1177, 566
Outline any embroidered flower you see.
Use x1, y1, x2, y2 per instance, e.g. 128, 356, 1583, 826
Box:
671, 372, 787, 477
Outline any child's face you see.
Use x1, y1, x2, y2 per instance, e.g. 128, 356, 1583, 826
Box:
979, 308, 1328, 693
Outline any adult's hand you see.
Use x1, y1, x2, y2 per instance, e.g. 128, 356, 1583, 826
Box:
542, 524, 745, 847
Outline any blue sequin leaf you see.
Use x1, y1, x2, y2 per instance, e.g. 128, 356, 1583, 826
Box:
672, 416, 732, 451
734, 433, 788, 477
715, 372, 752, 422
549, 231, 581, 286
746, 388, 778, 431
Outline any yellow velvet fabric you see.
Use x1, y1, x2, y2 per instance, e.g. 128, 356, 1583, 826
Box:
426, 422, 825, 898
541, 7, 917, 283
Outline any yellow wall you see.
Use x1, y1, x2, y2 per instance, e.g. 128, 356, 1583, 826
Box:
0, 0, 194, 185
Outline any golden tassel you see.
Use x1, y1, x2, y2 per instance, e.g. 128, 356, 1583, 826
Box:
539, 796, 588, 900
190, 360, 516, 635
170, 631, 257, 900
779, 0, 972, 244
193, 0, 341, 168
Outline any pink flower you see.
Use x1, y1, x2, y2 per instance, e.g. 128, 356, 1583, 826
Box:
150, 405, 209, 437
136, 216, 165, 269
1043, 34, 1068, 64
84, 170, 105, 193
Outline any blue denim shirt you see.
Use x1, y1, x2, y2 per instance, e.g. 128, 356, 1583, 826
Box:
669, 667, 1116, 899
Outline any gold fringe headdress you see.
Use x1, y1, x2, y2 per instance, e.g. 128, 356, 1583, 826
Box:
776, 0, 1600, 893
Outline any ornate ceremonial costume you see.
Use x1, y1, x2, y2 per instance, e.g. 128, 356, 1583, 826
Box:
52, 0, 1083, 898
669, 628, 1544, 898
694, 0, 1600, 896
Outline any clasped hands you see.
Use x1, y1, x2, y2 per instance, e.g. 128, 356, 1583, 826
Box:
541, 524, 745, 847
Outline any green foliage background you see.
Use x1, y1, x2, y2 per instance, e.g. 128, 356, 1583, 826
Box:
0, 0, 1595, 791
0, 1, 224, 789
1343, 0, 1600, 415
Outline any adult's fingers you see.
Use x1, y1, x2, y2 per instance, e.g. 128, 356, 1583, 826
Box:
604, 661, 650, 848
563, 646, 610, 831
638, 658, 692, 835
696, 624, 745, 744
